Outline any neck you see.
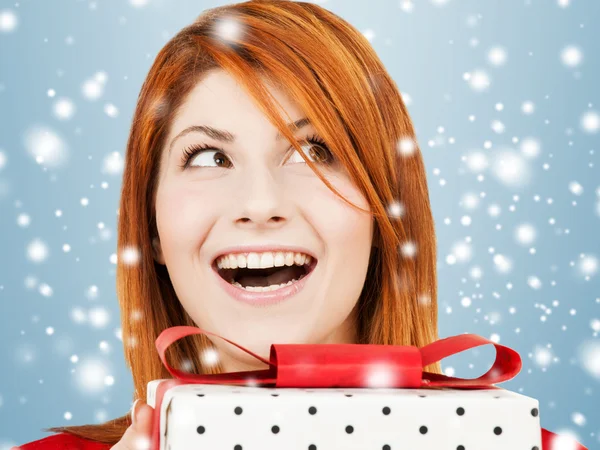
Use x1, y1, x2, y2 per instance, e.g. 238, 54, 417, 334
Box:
219, 308, 360, 374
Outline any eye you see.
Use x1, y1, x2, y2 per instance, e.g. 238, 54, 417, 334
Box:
285, 135, 334, 165
179, 144, 233, 170
178, 135, 334, 170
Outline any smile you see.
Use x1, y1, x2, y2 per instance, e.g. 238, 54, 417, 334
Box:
211, 251, 318, 307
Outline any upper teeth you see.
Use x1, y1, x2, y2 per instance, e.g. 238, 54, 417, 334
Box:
216, 251, 313, 269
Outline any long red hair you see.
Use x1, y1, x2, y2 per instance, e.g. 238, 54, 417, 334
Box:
45, 0, 441, 445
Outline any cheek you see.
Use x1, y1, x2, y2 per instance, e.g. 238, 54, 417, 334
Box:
155, 181, 226, 257
295, 172, 372, 246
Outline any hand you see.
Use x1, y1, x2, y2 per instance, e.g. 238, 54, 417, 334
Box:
110, 399, 154, 450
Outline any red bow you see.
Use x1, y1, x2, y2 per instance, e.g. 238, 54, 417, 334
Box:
149, 326, 588, 450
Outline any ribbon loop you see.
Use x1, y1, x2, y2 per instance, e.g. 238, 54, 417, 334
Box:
419, 333, 523, 388
155, 325, 275, 385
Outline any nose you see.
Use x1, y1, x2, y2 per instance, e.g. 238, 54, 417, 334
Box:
234, 167, 289, 229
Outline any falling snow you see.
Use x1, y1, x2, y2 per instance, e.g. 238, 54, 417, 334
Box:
560, 45, 583, 67
580, 110, 599, 134
0, 1, 597, 448
81, 72, 107, 101
53, 98, 76, 120
487, 46, 508, 67
465, 69, 491, 92
0, 9, 18, 33
102, 151, 124, 175
520, 137, 541, 159
23, 126, 69, 168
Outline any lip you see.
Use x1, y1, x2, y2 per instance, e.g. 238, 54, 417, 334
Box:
211, 257, 318, 307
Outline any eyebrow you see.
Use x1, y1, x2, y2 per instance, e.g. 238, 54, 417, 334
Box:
168, 117, 311, 154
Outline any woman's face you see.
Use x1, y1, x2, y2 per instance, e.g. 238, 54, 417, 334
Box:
153, 69, 374, 372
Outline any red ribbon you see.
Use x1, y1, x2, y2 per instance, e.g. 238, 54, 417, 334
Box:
149, 326, 588, 450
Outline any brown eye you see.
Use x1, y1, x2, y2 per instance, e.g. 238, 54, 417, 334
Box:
181, 145, 233, 169
286, 139, 333, 165
307, 144, 329, 162
189, 150, 231, 168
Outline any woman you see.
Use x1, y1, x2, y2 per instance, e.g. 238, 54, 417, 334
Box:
14, 0, 441, 448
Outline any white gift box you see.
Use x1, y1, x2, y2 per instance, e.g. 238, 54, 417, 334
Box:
147, 380, 542, 450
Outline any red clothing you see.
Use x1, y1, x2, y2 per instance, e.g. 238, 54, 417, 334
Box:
13, 428, 587, 450
12, 433, 111, 450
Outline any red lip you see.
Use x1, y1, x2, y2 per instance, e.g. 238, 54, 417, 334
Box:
211, 257, 318, 307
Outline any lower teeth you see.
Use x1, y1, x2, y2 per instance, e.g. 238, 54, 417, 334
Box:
231, 274, 305, 291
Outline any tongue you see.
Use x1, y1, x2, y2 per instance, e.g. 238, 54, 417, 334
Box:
236, 265, 305, 287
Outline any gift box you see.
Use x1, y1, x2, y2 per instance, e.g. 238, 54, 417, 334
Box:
148, 382, 544, 450
146, 326, 588, 450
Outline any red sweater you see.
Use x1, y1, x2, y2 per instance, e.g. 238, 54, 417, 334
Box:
14, 428, 588, 450
12, 433, 111, 450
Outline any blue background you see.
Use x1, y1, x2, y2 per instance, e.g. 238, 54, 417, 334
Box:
0, 0, 598, 448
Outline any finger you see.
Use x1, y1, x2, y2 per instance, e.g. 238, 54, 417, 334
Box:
116, 424, 151, 450
130, 399, 140, 426
133, 402, 155, 436
115, 400, 154, 450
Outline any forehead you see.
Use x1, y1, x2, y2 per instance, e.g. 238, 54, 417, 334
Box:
170, 69, 304, 137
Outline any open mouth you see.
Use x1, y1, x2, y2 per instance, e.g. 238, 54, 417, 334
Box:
212, 255, 318, 291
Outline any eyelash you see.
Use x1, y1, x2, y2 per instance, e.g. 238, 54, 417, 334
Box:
178, 134, 334, 170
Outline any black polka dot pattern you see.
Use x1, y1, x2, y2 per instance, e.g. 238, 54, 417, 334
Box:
160, 385, 544, 449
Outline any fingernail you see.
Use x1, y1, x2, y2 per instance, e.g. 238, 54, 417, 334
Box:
131, 399, 140, 426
